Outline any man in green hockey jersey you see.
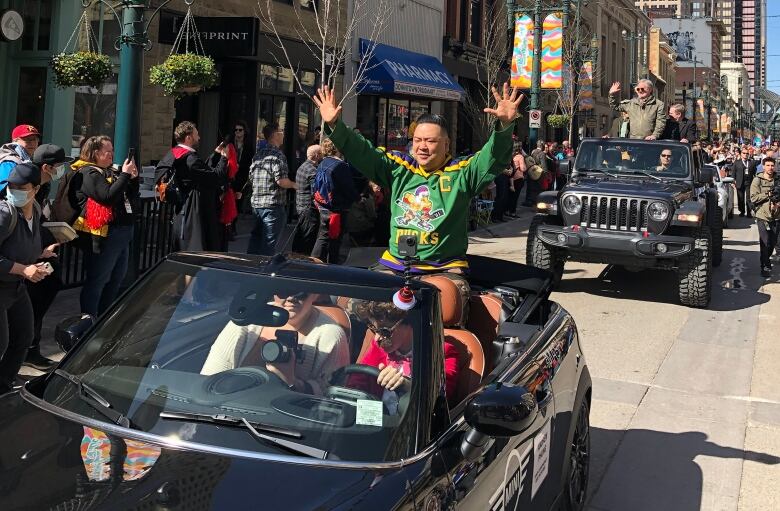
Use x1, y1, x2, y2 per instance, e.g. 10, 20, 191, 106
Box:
313, 84, 523, 318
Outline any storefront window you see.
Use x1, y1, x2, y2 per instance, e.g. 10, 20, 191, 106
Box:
356, 96, 378, 144
72, 76, 118, 153
260, 65, 278, 90
377, 98, 387, 147
386, 99, 409, 152
16, 67, 47, 129
299, 70, 317, 97
410, 101, 430, 128
19, 0, 53, 51
277, 67, 294, 93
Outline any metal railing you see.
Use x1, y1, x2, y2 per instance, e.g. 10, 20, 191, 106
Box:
59, 197, 176, 288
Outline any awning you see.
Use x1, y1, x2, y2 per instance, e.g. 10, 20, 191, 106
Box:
357, 39, 465, 101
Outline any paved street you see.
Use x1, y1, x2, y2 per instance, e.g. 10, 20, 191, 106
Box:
28, 207, 780, 510
465, 209, 780, 511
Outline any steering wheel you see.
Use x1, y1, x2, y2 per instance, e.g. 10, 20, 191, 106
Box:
326, 364, 381, 402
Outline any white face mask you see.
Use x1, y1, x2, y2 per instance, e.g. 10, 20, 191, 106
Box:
6, 189, 32, 207
50, 165, 66, 180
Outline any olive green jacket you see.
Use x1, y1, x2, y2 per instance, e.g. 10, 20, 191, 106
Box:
608, 93, 666, 140
749, 173, 780, 222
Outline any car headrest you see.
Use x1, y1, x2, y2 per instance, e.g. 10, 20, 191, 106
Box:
421, 274, 463, 328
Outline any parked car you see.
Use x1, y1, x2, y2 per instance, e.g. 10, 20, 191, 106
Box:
527, 138, 723, 307
0, 251, 591, 511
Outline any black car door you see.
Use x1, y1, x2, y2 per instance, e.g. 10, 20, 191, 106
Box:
429, 312, 575, 511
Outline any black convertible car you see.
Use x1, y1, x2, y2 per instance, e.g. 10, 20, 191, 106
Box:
0, 251, 591, 510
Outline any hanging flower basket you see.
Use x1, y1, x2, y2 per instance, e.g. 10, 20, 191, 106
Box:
149, 53, 218, 98
50, 51, 113, 89
547, 114, 571, 129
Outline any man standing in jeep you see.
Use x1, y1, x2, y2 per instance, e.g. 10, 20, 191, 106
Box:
608, 79, 666, 140
750, 157, 779, 277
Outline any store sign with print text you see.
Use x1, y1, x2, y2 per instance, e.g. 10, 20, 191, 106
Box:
158, 11, 259, 57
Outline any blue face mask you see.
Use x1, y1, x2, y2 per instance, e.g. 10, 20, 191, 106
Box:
6, 189, 32, 208
52, 165, 66, 180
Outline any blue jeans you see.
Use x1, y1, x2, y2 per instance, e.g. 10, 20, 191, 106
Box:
80, 224, 133, 316
248, 206, 287, 256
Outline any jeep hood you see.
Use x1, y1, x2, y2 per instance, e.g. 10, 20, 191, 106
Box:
567, 178, 693, 202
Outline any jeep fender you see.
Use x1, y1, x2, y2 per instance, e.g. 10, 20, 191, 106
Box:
671, 201, 705, 227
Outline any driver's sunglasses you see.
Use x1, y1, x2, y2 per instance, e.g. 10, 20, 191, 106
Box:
278, 292, 310, 303
661, 153, 672, 158
234, 128, 244, 132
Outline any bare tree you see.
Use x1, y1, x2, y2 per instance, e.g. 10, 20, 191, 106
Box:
257, 0, 391, 124
460, 0, 511, 147
552, 19, 601, 144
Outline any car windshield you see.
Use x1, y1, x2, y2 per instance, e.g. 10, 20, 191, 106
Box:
39, 261, 430, 463
575, 140, 691, 179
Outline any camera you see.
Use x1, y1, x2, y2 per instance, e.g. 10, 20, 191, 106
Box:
397, 234, 418, 258
770, 179, 780, 204
261, 330, 298, 364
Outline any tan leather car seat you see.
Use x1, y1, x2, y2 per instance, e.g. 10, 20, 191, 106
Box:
466, 292, 504, 374
422, 275, 485, 404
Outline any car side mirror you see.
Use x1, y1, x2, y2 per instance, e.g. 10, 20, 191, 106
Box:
55, 314, 96, 352
697, 166, 715, 186
465, 382, 538, 437
558, 160, 572, 176
721, 176, 735, 184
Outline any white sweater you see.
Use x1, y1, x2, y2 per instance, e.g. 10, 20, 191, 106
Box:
201, 309, 349, 395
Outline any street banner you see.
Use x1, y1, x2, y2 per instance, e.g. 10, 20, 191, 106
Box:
695, 99, 706, 134
578, 61, 594, 111
541, 13, 563, 89
511, 14, 533, 88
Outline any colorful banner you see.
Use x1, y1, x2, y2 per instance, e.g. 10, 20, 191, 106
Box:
510, 14, 533, 88
578, 62, 594, 111
695, 99, 706, 134
541, 13, 563, 89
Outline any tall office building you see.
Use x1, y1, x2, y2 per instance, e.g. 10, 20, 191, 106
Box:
634, 0, 717, 18
720, 1, 767, 104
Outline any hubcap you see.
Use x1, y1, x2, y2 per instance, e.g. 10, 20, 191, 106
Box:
568, 403, 590, 508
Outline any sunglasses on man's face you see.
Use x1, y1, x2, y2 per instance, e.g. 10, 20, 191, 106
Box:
366, 318, 405, 342
635, 87, 647, 92
234, 128, 244, 132
661, 154, 672, 158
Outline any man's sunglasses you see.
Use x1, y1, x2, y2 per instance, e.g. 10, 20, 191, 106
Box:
635, 87, 648, 92
661, 154, 672, 158
234, 128, 244, 132
366, 317, 405, 341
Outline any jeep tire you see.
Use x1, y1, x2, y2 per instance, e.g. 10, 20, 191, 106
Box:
677, 228, 712, 308
712, 207, 723, 267
527, 215, 565, 285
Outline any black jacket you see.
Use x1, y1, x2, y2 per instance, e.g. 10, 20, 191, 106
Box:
732, 159, 757, 190
232, 141, 254, 193
661, 117, 698, 142
76, 165, 139, 227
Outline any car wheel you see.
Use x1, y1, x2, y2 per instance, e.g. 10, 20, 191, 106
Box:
563, 400, 590, 511
526, 215, 564, 286
712, 208, 723, 267
677, 227, 712, 308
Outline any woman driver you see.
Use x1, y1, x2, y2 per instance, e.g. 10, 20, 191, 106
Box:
201, 292, 349, 395
350, 300, 460, 401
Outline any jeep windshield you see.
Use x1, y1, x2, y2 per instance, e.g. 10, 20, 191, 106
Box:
575, 140, 691, 179
36, 261, 431, 463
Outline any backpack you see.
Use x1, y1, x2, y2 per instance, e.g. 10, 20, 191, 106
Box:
312, 160, 338, 211
50, 168, 85, 224
155, 148, 189, 208
1, 200, 41, 245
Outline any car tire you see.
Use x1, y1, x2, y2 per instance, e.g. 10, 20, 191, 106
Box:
526, 215, 564, 285
712, 208, 723, 267
563, 399, 590, 511
677, 228, 712, 308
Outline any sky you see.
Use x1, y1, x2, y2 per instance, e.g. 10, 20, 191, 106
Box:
768, 1, 779, 94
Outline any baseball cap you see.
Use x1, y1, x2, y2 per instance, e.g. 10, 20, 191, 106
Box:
11, 124, 40, 140
0, 162, 41, 187
33, 144, 75, 165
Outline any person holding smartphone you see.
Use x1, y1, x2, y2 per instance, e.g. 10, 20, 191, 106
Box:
73, 136, 139, 316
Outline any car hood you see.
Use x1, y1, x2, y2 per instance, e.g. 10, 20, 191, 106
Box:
567, 177, 692, 202
0, 392, 411, 510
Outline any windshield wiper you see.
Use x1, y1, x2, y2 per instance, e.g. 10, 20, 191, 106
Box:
623, 169, 663, 181
577, 167, 617, 178
159, 411, 328, 459
53, 369, 133, 429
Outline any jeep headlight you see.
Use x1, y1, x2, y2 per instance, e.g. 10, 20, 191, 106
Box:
648, 201, 670, 222
562, 195, 582, 215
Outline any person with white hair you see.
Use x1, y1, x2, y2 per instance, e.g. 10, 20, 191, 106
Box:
291, 143, 323, 255
608, 79, 666, 140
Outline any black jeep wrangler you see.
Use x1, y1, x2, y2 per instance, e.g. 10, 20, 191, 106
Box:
526, 138, 723, 308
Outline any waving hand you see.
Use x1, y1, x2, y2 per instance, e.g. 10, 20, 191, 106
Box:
313, 86, 343, 128
483, 82, 524, 126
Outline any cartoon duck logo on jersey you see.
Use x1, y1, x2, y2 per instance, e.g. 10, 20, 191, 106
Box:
396, 185, 444, 232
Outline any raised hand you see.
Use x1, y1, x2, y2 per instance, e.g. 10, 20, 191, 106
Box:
312, 86, 343, 128
483, 82, 524, 126
609, 81, 622, 95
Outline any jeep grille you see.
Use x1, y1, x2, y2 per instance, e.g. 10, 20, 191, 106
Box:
578, 195, 649, 231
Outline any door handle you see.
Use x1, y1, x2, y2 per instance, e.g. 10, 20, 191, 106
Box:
536, 388, 552, 409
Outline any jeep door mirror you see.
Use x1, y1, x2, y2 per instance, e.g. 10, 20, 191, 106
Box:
722, 176, 735, 184
55, 314, 96, 352
558, 160, 572, 176
698, 166, 716, 186
465, 382, 538, 437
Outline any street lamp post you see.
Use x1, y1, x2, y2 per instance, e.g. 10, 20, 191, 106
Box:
621, 30, 647, 90
81, 0, 189, 165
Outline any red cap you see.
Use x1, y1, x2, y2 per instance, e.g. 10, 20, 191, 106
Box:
11, 124, 40, 140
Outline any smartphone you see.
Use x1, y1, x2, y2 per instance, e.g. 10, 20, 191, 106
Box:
127, 147, 136, 163
275, 330, 298, 350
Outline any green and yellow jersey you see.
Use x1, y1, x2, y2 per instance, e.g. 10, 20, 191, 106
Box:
325, 119, 514, 272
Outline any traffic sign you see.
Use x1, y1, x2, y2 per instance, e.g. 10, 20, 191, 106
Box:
529, 109, 542, 129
